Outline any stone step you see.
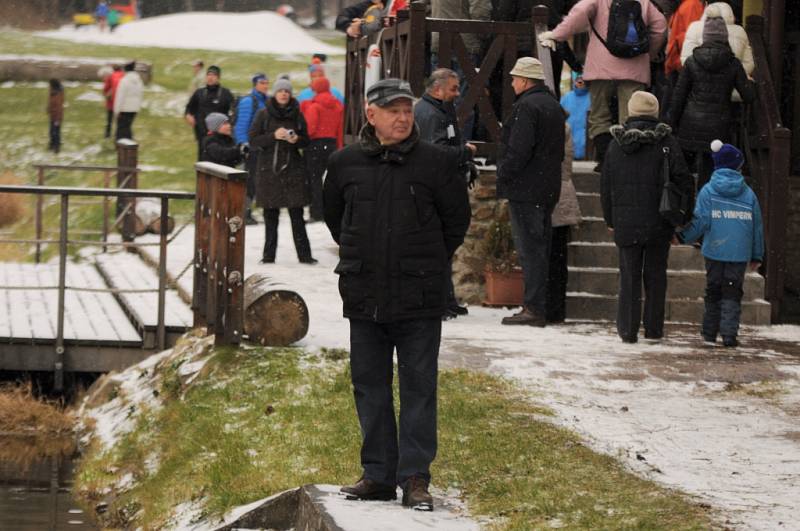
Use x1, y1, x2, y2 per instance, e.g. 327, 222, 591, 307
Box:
576, 192, 603, 218
566, 293, 771, 326
568, 267, 766, 301
569, 242, 706, 270
572, 162, 600, 194
572, 217, 613, 242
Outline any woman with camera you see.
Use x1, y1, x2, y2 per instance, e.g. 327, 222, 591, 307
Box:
249, 78, 317, 264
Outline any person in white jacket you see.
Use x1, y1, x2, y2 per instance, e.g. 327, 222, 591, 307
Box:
113, 61, 144, 140
681, 2, 754, 101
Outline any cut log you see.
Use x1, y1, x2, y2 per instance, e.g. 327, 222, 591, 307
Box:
244, 273, 309, 346
133, 198, 174, 235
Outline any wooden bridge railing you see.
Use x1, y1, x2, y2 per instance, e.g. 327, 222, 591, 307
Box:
344, 2, 554, 156
32, 140, 142, 261
192, 162, 248, 347
744, 15, 792, 321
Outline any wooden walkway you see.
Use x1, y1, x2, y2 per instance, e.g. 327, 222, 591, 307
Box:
0, 253, 192, 372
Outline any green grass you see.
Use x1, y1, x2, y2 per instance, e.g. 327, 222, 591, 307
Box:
76, 344, 713, 530
0, 29, 313, 259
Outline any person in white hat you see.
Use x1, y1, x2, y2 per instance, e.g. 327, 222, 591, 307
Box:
497, 57, 566, 327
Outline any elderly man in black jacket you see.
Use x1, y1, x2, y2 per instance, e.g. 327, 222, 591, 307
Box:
497, 57, 565, 327
324, 79, 471, 511
601, 91, 694, 343
414, 68, 476, 320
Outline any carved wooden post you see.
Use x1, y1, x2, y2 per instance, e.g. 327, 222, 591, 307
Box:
193, 166, 211, 327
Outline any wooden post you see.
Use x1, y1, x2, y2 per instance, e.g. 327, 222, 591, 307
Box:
157, 197, 169, 350
116, 139, 138, 246
767, 0, 785, 105
102, 170, 110, 253
193, 168, 210, 327
408, 1, 427, 95
766, 127, 791, 321
218, 177, 246, 346
205, 177, 221, 334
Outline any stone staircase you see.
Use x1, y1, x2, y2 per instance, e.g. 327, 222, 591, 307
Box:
566, 162, 771, 325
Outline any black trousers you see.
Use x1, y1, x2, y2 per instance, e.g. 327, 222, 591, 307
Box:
245, 152, 258, 202
617, 239, 671, 340
702, 259, 747, 341
683, 149, 714, 193
48, 121, 61, 152
349, 318, 441, 486
546, 226, 570, 322
305, 138, 337, 221
115, 112, 136, 140
262, 207, 312, 262
105, 109, 113, 138
508, 202, 552, 314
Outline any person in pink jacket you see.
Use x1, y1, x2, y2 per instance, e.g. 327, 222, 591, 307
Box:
539, 0, 667, 170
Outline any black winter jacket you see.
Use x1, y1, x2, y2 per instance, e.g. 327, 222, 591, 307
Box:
670, 42, 755, 152
323, 124, 472, 322
185, 84, 234, 141
497, 84, 565, 210
335, 0, 372, 32
601, 117, 694, 247
248, 98, 310, 209
414, 93, 471, 166
201, 133, 243, 167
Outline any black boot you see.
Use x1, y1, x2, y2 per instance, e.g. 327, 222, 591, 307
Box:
592, 132, 612, 173
340, 477, 397, 501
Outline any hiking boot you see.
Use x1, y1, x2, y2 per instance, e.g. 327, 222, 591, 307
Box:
340, 477, 397, 501
244, 212, 258, 225
501, 307, 546, 327
449, 304, 468, 316
722, 336, 739, 348
620, 335, 638, 344
402, 476, 433, 511
442, 309, 458, 321
299, 257, 318, 264
592, 132, 612, 173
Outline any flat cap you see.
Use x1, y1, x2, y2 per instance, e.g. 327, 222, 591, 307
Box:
366, 78, 415, 107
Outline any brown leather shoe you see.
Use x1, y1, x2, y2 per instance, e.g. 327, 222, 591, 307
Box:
501, 307, 546, 327
340, 477, 397, 501
402, 476, 433, 511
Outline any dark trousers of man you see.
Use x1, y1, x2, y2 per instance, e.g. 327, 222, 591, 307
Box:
48, 121, 61, 153
508, 201, 552, 315
617, 239, 670, 341
262, 207, 312, 262
245, 153, 258, 212
349, 318, 441, 486
305, 138, 337, 221
105, 109, 113, 138
546, 226, 570, 323
115, 112, 136, 140
702, 259, 747, 341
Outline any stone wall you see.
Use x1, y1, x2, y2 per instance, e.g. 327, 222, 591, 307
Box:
452, 168, 504, 305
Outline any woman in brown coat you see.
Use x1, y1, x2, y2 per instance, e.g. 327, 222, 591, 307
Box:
248, 78, 316, 264
47, 79, 64, 153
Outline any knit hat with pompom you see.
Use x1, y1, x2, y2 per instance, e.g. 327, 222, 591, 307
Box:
711, 139, 744, 170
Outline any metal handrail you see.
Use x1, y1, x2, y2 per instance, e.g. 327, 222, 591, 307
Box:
0, 184, 195, 390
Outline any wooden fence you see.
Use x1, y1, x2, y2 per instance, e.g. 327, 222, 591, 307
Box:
344, 2, 553, 156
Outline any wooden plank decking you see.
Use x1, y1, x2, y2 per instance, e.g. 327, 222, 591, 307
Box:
0, 262, 141, 345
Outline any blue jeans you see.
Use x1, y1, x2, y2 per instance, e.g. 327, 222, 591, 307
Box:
508, 202, 552, 314
349, 318, 441, 486
703, 259, 747, 341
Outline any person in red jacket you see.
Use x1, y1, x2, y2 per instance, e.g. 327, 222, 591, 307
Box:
301, 76, 344, 221
103, 64, 125, 138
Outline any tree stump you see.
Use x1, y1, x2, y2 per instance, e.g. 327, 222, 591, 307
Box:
243, 273, 309, 346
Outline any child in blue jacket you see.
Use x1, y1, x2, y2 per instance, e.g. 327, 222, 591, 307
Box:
679, 140, 764, 348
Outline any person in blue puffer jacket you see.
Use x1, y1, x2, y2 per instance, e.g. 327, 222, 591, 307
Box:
234, 73, 270, 225
560, 72, 590, 160
678, 140, 763, 348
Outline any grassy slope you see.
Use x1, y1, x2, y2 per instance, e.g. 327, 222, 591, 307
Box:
77, 344, 713, 530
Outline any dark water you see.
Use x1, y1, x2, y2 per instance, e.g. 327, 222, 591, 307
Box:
0, 436, 97, 531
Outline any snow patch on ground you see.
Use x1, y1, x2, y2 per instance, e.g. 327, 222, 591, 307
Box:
35, 11, 343, 56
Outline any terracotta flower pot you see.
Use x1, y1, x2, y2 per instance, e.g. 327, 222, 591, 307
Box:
483, 267, 524, 306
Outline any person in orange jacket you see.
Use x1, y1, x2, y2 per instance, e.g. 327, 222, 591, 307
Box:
666, 0, 705, 77
301, 76, 344, 221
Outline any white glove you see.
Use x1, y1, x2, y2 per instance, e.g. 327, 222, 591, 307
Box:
538, 30, 557, 51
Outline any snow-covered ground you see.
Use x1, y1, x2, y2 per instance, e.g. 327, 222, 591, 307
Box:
136, 214, 800, 530
35, 11, 343, 56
